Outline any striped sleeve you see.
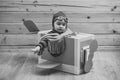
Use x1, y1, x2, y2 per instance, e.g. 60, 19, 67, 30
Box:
38, 38, 48, 49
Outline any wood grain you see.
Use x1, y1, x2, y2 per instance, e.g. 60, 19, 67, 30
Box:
0, 34, 120, 46
0, 0, 120, 50
0, 0, 120, 6
0, 51, 27, 80
0, 23, 120, 34
0, 46, 120, 51
0, 0, 119, 13
0, 2, 119, 12
0, 12, 120, 23
0, 49, 120, 80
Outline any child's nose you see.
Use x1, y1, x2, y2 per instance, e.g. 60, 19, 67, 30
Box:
59, 25, 63, 28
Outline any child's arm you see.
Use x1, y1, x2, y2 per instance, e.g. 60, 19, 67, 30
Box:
32, 38, 48, 55
32, 33, 60, 55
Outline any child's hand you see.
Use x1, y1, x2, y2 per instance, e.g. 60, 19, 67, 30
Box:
32, 46, 40, 55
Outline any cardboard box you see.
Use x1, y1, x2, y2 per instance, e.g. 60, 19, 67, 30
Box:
37, 30, 98, 74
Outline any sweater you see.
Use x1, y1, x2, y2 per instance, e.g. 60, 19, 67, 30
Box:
37, 28, 73, 56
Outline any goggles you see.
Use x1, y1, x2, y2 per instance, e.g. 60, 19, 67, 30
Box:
55, 16, 68, 23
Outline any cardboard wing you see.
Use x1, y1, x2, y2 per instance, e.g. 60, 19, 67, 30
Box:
23, 20, 39, 33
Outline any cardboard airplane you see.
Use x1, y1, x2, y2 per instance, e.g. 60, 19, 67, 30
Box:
23, 20, 98, 74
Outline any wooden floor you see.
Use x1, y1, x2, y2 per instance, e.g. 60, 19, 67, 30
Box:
0, 49, 120, 80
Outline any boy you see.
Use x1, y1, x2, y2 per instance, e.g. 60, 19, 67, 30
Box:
32, 11, 73, 57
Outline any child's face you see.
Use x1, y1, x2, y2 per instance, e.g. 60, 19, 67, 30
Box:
54, 20, 67, 33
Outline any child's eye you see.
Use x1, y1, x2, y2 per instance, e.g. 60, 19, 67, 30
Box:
62, 23, 66, 26
57, 22, 61, 25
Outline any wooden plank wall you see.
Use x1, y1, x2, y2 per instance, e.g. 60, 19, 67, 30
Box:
0, 0, 120, 50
